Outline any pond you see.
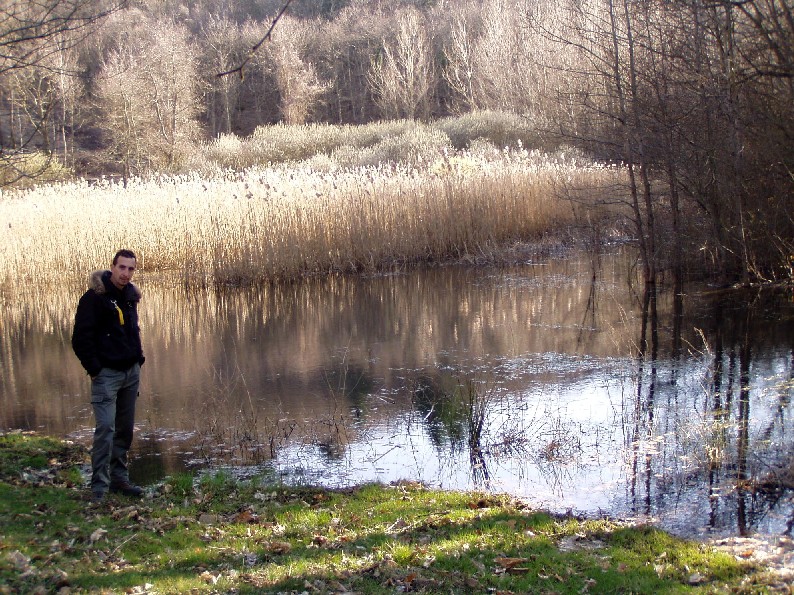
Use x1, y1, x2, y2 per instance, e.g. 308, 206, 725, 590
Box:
1, 247, 792, 543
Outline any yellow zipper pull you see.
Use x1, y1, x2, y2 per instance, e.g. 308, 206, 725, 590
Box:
112, 301, 125, 326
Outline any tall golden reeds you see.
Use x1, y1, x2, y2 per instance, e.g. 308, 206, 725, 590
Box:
0, 144, 623, 289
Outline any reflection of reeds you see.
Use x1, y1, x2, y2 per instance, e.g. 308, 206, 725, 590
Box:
191, 356, 360, 467
0, 147, 623, 288
192, 361, 270, 465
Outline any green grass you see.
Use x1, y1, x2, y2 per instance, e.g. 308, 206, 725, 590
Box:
0, 433, 782, 594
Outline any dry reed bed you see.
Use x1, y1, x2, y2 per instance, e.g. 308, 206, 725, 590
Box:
0, 149, 622, 288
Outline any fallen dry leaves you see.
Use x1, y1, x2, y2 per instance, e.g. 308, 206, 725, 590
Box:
494, 556, 531, 574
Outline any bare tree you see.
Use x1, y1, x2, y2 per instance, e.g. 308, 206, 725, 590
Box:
201, 16, 245, 136
473, 0, 522, 111
442, 14, 481, 113
368, 7, 436, 120
536, 0, 793, 283
96, 15, 201, 176
319, 3, 391, 123
266, 16, 329, 125
0, 0, 125, 184
215, 0, 294, 79
0, 0, 124, 75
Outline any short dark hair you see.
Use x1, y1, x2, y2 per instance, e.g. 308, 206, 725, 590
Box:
113, 249, 137, 264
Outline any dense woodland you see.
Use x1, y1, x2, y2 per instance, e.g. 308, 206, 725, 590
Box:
1, 0, 792, 284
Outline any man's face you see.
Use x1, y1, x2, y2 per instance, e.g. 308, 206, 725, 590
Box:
110, 256, 136, 290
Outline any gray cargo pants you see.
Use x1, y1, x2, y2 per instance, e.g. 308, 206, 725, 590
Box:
90, 363, 140, 494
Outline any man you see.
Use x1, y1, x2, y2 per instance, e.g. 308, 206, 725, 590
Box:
72, 249, 146, 503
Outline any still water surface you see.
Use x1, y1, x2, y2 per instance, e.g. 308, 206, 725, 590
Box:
2, 248, 792, 541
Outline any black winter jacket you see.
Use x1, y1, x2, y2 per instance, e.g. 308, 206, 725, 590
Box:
72, 270, 145, 377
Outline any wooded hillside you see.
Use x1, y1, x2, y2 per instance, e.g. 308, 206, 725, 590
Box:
1, 0, 792, 283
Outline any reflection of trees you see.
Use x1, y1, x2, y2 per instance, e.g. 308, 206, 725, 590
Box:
412, 371, 472, 451
627, 285, 794, 536
190, 363, 373, 467
707, 299, 729, 528
628, 284, 658, 516
312, 363, 374, 462
709, 290, 791, 537
736, 318, 752, 536
320, 364, 374, 419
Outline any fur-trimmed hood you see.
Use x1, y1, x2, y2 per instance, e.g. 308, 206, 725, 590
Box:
88, 270, 142, 301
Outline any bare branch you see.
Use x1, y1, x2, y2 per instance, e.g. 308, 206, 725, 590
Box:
0, 1, 127, 75
216, 0, 294, 79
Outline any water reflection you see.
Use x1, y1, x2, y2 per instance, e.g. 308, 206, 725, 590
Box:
1, 249, 792, 541
621, 284, 794, 538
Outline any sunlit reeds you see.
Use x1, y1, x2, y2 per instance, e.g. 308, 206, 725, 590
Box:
193, 112, 543, 172
0, 142, 624, 289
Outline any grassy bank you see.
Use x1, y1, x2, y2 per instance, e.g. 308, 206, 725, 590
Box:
0, 432, 785, 594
